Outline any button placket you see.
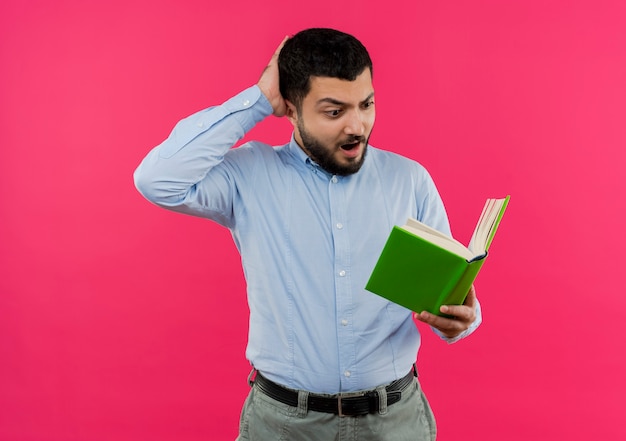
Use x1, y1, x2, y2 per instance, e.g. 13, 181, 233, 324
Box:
328, 174, 355, 389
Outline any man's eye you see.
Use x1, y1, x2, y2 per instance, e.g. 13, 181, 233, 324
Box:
326, 109, 342, 117
363, 100, 375, 109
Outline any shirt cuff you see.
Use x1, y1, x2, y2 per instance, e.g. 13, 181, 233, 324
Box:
223, 85, 274, 131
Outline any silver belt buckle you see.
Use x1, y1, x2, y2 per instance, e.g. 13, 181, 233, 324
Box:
337, 391, 365, 417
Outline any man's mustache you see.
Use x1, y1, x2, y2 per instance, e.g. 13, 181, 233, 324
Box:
341, 135, 366, 145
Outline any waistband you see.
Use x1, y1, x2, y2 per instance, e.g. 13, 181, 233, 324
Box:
252, 367, 417, 417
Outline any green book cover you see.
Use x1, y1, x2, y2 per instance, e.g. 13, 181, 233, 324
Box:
365, 196, 509, 315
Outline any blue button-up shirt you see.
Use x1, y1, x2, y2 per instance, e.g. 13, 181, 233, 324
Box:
134, 86, 481, 394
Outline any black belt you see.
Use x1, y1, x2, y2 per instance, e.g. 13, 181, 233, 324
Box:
253, 367, 416, 417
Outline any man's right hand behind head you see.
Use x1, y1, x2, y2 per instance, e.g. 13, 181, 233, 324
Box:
257, 36, 289, 117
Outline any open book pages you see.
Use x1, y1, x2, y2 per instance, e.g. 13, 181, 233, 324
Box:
402, 196, 509, 262
402, 218, 476, 261
467, 197, 509, 254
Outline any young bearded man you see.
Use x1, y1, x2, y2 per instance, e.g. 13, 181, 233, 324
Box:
135, 28, 481, 441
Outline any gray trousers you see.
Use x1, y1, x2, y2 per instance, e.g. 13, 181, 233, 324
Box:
236, 374, 437, 441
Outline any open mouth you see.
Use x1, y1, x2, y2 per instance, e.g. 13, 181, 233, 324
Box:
340, 141, 360, 151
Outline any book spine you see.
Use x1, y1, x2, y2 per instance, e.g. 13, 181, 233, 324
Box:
442, 256, 487, 310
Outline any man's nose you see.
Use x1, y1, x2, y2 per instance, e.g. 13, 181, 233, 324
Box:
344, 109, 366, 136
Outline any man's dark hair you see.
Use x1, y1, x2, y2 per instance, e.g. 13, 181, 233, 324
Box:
278, 28, 373, 111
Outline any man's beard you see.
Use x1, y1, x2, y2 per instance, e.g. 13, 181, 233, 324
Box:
297, 120, 369, 176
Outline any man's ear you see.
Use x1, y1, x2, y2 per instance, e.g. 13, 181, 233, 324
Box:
285, 100, 298, 125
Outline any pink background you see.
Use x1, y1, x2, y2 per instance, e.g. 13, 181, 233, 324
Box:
1, 0, 625, 440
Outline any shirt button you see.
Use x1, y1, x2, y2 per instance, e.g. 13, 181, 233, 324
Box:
339, 270, 346, 277
344, 371, 351, 378
336, 223, 343, 229
197, 122, 204, 128
242, 99, 250, 106
331, 176, 338, 183
341, 319, 348, 326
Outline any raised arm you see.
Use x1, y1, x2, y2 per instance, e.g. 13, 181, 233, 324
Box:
133, 39, 288, 225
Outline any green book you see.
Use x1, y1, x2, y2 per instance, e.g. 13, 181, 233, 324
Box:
365, 196, 510, 315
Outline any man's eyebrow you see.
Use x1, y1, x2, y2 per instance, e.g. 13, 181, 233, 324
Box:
316, 92, 375, 107
316, 97, 346, 106
361, 92, 375, 104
